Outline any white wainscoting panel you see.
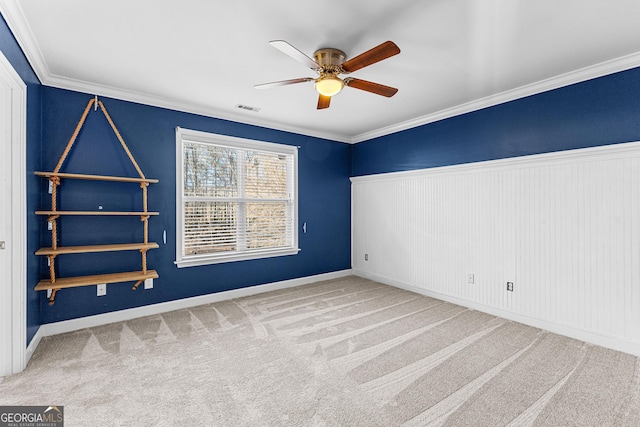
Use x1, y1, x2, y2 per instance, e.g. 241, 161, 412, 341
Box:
352, 142, 640, 355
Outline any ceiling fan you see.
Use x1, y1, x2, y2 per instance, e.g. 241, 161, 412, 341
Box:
255, 40, 400, 109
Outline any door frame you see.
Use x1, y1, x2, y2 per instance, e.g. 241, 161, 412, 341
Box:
0, 49, 27, 376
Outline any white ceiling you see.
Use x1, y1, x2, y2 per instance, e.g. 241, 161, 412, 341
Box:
2, 0, 640, 143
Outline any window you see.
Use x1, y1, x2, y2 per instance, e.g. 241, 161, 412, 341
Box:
175, 127, 298, 267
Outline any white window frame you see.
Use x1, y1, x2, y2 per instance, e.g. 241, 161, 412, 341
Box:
175, 127, 299, 267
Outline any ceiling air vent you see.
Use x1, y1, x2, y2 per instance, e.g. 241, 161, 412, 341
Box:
235, 104, 261, 112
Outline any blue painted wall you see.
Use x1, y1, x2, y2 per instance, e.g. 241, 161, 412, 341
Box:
39, 88, 352, 323
0, 14, 42, 345
352, 67, 640, 176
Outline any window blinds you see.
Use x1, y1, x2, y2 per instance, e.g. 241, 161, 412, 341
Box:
182, 140, 295, 258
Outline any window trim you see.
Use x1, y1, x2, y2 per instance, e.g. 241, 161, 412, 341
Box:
175, 127, 299, 267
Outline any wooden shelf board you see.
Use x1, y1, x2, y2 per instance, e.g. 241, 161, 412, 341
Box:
35, 171, 158, 184
35, 270, 159, 291
36, 210, 159, 216
36, 242, 159, 255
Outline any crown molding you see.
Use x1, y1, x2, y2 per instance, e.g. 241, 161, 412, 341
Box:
0, 0, 50, 80
351, 51, 640, 143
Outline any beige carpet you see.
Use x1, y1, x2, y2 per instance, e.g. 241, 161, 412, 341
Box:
1, 276, 639, 426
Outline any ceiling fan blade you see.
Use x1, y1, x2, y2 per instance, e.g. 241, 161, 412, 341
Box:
345, 78, 398, 97
341, 41, 400, 73
254, 78, 314, 90
317, 94, 331, 109
269, 40, 319, 70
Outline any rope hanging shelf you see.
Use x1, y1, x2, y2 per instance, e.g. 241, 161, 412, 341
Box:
34, 96, 159, 305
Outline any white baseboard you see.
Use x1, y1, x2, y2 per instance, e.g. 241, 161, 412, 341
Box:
39, 269, 352, 338
353, 270, 640, 357
24, 327, 43, 368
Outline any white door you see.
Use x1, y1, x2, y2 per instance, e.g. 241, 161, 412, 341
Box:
0, 72, 13, 376
0, 50, 26, 377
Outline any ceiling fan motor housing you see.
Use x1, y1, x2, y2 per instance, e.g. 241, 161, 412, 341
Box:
313, 48, 346, 72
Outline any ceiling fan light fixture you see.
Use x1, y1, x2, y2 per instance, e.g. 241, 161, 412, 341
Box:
315, 74, 344, 97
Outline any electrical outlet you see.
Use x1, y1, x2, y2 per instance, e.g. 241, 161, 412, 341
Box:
364, 253, 369, 261
507, 282, 514, 292
144, 278, 153, 289
97, 284, 107, 296
468, 274, 474, 284
48, 180, 53, 194
47, 220, 53, 231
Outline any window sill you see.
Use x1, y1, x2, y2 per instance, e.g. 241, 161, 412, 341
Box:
175, 247, 300, 268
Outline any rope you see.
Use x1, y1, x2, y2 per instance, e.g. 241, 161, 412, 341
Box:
141, 215, 149, 244
141, 182, 148, 212
53, 97, 146, 179
141, 249, 147, 273
50, 177, 59, 250
48, 289, 58, 305
48, 255, 56, 283
50, 177, 60, 212
98, 100, 146, 180
53, 98, 96, 173
49, 215, 59, 250
140, 211, 148, 273
132, 280, 143, 290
